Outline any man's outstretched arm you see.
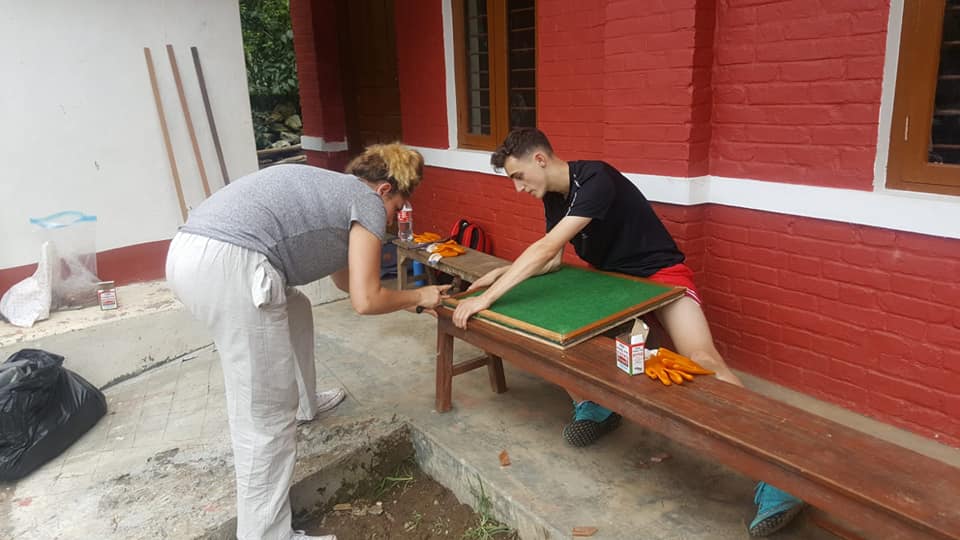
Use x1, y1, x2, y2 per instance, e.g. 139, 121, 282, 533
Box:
452, 215, 590, 328
467, 240, 563, 292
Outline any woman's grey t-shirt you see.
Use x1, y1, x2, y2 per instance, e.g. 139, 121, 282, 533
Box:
180, 164, 386, 286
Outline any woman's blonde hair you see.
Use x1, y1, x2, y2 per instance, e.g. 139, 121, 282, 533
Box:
345, 143, 424, 197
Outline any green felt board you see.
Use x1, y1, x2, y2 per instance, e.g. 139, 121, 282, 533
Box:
457, 266, 676, 336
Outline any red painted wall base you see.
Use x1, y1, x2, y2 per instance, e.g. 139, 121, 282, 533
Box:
0, 240, 172, 298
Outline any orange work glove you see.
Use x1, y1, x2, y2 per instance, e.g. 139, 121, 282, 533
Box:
426, 240, 467, 263
413, 232, 442, 244
644, 348, 714, 386
428, 240, 466, 258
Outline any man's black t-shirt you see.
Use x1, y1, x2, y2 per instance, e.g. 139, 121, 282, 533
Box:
543, 160, 684, 277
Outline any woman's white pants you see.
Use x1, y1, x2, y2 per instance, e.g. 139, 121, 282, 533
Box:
166, 232, 319, 540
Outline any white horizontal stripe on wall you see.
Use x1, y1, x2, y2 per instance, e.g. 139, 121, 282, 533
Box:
412, 146, 960, 240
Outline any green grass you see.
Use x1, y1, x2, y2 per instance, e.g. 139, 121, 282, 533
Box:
462, 476, 517, 540
372, 460, 415, 499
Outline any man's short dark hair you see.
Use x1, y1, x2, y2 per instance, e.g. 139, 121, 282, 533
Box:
490, 128, 554, 172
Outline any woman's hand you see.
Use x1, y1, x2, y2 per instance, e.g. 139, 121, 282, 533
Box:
417, 285, 452, 310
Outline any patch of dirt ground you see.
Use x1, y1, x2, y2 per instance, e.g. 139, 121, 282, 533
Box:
295, 462, 517, 540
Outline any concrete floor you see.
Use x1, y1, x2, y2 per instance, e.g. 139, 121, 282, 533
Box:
1, 280, 957, 539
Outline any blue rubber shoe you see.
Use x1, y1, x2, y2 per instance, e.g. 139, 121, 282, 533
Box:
562, 401, 621, 447
749, 481, 804, 536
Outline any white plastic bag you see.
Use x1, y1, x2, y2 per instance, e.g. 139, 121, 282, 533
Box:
30, 211, 100, 310
0, 242, 55, 327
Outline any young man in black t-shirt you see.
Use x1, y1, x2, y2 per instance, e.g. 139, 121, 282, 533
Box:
451, 128, 803, 537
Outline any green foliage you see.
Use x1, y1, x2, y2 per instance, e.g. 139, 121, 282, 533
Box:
240, 0, 299, 97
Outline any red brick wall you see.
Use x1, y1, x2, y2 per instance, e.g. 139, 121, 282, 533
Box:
599, 0, 716, 176
537, 0, 717, 176
410, 168, 544, 259
291, 0, 346, 142
291, 0, 350, 169
369, 0, 960, 446
409, 168, 699, 269
703, 207, 960, 446
395, 0, 448, 148
710, 0, 888, 188
538, 0, 606, 159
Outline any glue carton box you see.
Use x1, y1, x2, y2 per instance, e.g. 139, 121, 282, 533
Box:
616, 319, 649, 375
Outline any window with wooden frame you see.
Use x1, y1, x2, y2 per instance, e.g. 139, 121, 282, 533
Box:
453, 0, 536, 150
888, 1, 960, 196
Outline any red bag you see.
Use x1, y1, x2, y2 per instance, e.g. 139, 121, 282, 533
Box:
449, 219, 491, 253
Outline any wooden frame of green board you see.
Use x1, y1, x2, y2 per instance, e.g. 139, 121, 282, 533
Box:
442, 265, 685, 348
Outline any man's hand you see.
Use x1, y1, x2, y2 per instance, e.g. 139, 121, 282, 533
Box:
452, 295, 492, 329
467, 267, 506, 292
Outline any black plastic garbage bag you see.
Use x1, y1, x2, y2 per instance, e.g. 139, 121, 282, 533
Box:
0, 349, 107, 481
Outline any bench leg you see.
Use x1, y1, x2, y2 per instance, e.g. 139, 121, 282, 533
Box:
436, 327, 454, 412
487, 355, 507, 394
397, 254, 410, 290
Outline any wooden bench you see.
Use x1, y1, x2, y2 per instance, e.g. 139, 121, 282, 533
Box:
396, 240, 960, 537
394, 240, 512, 397
433, 308, 960, 540
393, 239, 508, 292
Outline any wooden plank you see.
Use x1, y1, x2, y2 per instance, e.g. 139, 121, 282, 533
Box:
397, 250, 410, 290
442, 266, 685, 348
144, 48, 188, 222
464, 306, 564, 343
435, 308, 960, 540
443, 286, 681, 348
435, 327, 454, 412
256, 143, 303, 160
190, 47, 230, 185
393, 240, 509, 285
452, 355, 491, 376
166, 44, 212, 199
567, 338, 960, 540
487, 354, 507, 393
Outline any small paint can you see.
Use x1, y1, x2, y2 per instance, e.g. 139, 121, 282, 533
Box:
97, 280, 118, 310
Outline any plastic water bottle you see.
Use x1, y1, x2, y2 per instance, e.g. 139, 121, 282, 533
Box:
397, 201, 413, 242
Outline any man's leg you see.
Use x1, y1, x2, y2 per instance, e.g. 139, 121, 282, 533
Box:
656, 296, 802, 537
560, 395, 622, 447
287, 287, 345, 423
654, 296, 742, 386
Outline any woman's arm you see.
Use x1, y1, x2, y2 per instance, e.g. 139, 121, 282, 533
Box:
330, 267, 350, 292
348, 223, 449, 314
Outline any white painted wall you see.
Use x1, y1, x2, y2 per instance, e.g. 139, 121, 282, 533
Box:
0, 0, 259, 269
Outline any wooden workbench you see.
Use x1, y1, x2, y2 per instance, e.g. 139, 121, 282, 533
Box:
394, 238, 512, 401
393, 239, 508, 291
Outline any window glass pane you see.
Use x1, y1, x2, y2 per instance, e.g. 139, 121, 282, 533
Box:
509, 68, 534, 89
508, 0, 536, 129
930, 0, 960, 164
464, 0, 490, 135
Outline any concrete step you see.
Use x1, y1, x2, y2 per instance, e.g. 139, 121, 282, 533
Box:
0, 277, 348, 389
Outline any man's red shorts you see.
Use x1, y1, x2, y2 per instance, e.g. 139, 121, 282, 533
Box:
647, 263, 702, 305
